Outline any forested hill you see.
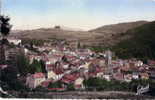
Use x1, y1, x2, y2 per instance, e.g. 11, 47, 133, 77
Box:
113, 21, 155, 60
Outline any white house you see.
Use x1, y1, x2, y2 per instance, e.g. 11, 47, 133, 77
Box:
74, 77, 84, 90
47, 70, 57, 79
8, 38, 21, 45
102, 74, 111, 81
132, 73, 139, 79
24, 48, 29, 54
135, 60, 143, 67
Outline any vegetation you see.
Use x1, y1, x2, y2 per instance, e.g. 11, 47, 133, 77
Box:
22, 39, 47, 46
0, 16, 28, 91
112, 21, 155, 60
48, 81, 63, 89
16, 52, 30, 76
16, 52, 46, 75
90, 46, 109, 53
83, 77, 155, 92
0, 16, 12, 38
29, 59, 43, 74
0, 15, 12, 64
0, 65, 29, 91
67, 83, 75, 91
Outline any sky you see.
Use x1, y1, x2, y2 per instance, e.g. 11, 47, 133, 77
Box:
1, 0, 155, 30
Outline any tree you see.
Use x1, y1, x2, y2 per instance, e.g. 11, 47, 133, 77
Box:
0, 15, 12, 64
29, 59, 42, 74
77, 41, 81, 49
16, 52, 30, 76
0, 16, 12, 37
40, 60, 46, 73
1, 66, 28, 91
48, 81, 62, 89
67, 83, 75, 91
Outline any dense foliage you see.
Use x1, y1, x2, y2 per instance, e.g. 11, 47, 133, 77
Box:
0, 15, 12, 37
113, 21, 155, 60
0, 64, 28, 91
48, 81, 63, 89
16, 52, 30, 76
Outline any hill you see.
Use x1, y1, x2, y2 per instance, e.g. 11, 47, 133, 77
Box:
10, 21, 148, 47
112, 21, 155, 60
90, 21, 148, 33
89, 21, 148, 46
10, 28, 103, 46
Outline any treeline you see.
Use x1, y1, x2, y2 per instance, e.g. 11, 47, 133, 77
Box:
22, 39, 49, 46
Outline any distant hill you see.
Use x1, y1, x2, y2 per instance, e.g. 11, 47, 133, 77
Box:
112, 21, 155, 60
10, 21, 148, 47
10, 28, 102, 46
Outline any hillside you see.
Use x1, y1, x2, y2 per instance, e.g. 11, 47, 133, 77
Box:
10, 21, 148, 47
10, 28, 103, 46
90, 21, 148, 34
112, 21, 155, 60
89, 21, 148, 46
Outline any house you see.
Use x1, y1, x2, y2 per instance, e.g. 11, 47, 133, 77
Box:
97, 72, 104, 78
135, 60, 143, 67
124, 74, 132, 82
45, 64, 54, 72
74, 77, 84, 90
26, 72, 46, 88
41, 80, 52, 87
45, 63, 64, 81
8, 38, 21, 45
47, 69, 57, 79
102, 74, 111, 81
140, 73, 149, 80
61, 73, 80, 84
113, 73, 124, 81
62, 62, 69, 69
132, 72, 139, 79
148, 60, 155, 66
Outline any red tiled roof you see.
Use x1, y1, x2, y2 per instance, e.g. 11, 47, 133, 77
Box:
61, 73, 80, 83
53, 54, 62, 57
46, 64, 55, 68
96, 67, 102, 73
33, 72, 45, 78
113, 73, 124, 80
61, 78, 72, 84
53, 68, 64, 75
41, 80, 52, 87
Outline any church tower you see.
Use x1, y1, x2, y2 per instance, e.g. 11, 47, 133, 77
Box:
105, 50, 113, 74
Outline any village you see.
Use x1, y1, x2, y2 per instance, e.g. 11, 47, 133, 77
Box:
0, 36, 155, 94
